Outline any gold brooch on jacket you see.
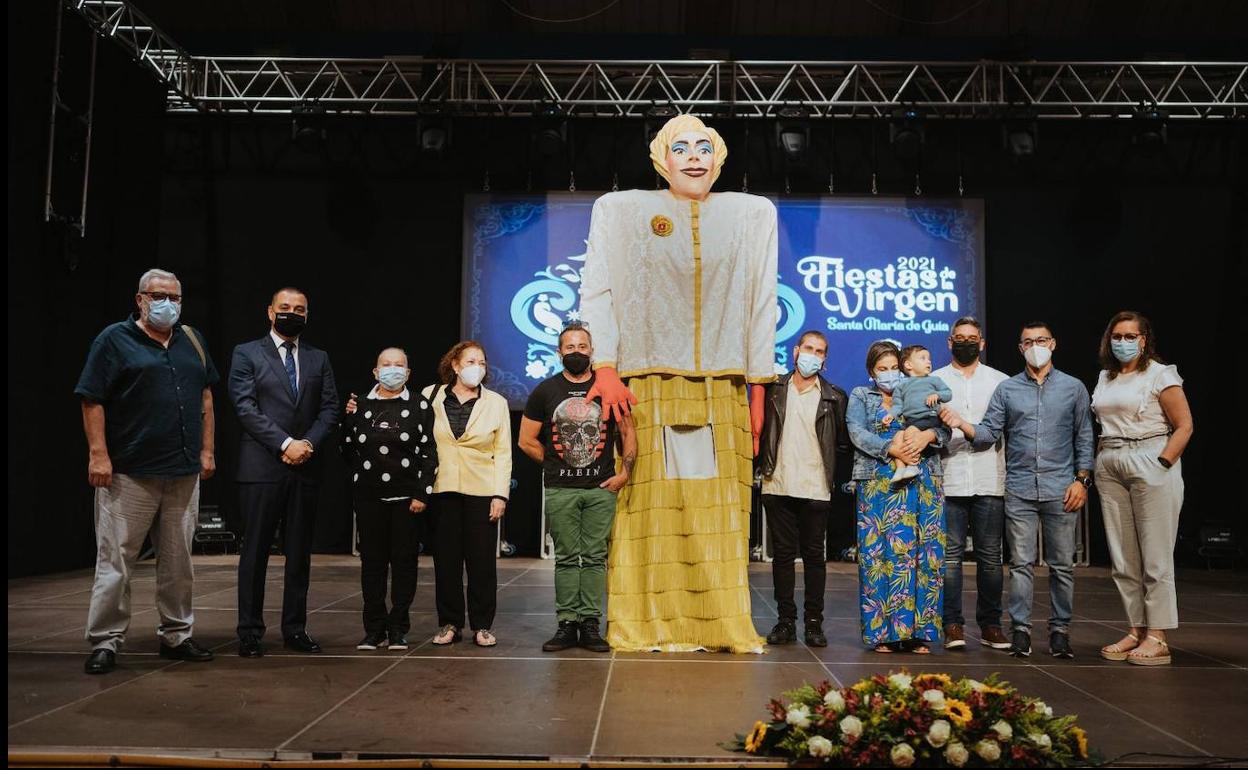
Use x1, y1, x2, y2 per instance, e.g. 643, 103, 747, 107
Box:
650, 215, 674, 237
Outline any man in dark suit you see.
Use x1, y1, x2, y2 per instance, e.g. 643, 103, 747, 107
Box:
230, 287, 339, 657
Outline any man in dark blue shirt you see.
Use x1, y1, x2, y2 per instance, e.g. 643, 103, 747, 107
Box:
942, 321, 1094, 661
74, 269, 219, 675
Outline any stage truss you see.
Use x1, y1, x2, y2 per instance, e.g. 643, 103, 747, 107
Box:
69, 0, 1248, 120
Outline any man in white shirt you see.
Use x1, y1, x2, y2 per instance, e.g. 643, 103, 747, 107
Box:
932, 317, 1011, 651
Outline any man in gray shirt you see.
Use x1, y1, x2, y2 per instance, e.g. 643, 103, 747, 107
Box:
941, 321, 1094, 660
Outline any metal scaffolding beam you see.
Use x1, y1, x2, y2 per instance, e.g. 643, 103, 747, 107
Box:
65, 1, 1247, 120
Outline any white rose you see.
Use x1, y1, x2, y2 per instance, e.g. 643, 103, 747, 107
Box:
974, 739, 1002, 762
966, 679, 987, 692
925, 719, 951, 748
888, 673, 914, 690
944, 742, 969, 767
785, 704, 812, 729
808, 735, 834, 758
823, 689, 846, 713
839, 715, 864, 740
921, 689, 947, 710
1033, 700, 1053, 717
890, 743, 916, 767
1029, 733, 1053, 752
991, 720, 1014, 741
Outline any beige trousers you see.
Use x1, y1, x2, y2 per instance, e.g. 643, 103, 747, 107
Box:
86, 473, 200, 651
1095, 436, 1183, 630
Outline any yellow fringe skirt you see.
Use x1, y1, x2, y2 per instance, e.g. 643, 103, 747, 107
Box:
606, 374, 764, 654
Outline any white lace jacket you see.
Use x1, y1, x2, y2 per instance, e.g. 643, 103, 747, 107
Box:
579, 189, 778, 383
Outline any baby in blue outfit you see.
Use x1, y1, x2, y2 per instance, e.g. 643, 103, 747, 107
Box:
883, 344, 953, 483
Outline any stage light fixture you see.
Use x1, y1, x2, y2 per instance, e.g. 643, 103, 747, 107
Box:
1133, 105, 1168, 153
419, 118, 450, 154
1003, 120, 1038, 158
889, 108, 925, 162
532, 101, 568, 158
290, 102, 326, 151
646, 102, 679, 118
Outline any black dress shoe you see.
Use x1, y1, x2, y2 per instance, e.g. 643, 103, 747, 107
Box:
767, 621, 796, 645
238, 637, 264, 658
1049, 631, 1075, 659
84, 648, 116, 675
804, 622, 828, 648
283, 632, 322, 653
160, 638, 215, 662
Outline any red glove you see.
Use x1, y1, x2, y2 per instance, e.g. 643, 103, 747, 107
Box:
586, 366, 638, 423
750, 384, 765, 458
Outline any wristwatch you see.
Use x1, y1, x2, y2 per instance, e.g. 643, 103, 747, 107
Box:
1076, 474, 1093, 489
1157, 456, 1173, 469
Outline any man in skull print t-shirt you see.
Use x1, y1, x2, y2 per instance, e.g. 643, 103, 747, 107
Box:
530, 375, 617, 486
519, 323, 636, 654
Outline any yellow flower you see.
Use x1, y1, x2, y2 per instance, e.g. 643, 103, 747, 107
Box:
915, 673, 953, 687
853, 680, 874, 693
745, 721, 768, 753
891, 699, 909, 715
1071, 726, 1089, 759
982, 686, 1009, 696
944, 699, 973, 727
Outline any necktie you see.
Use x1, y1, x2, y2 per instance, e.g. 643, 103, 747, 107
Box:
281, 341, 298, 398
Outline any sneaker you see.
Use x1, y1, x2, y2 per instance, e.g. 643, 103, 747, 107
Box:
1009, 629, 1032, 658
1049, 631, 1075, 659
542, 620, 580, 652
357, 631, 389, 651
944, 624, 966, 649
387, 633, 409, 651
838, 546, 858, 563
804, 622, 828, 648
891, 464, 921, 484
980, 626, 1012, 649
578, 618, 611, 653
766, 621, 797, 645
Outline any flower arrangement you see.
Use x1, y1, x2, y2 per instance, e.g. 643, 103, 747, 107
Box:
726, 670, 1090, 767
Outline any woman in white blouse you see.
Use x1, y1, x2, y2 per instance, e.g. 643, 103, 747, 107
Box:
1092, 311, 1193, 666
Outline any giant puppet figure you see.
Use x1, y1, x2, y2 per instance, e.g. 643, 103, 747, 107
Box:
580, 115, 777, 653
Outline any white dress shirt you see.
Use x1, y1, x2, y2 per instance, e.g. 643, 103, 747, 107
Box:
271, 330, 302, 452
933, 361, 1008, 497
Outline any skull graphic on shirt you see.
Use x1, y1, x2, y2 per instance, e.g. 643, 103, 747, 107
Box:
552, 397, 605, 468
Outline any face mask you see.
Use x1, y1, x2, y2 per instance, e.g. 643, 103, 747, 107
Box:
874, 369, 904, 393
795, 352, 823, 378
273, 312, 306, 338
1024, 345, 1052, 369
377, 366, 408, 390
562, 352, 591, 376
951, 341, 980, 366
458, 364, 485, 388
146, 298, 180, 331
1111, 338, 1141, 364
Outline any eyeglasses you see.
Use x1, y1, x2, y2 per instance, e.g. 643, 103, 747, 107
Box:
1110, 333, 1142, 342
1019, 336, 1053, 349
950, 335, 981, 344
141, 291, 182, 303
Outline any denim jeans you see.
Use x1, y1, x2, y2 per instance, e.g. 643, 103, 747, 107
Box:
942, 495, 1005, 630
1005, 494, 1077, 634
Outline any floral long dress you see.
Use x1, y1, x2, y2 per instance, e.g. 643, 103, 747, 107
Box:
856, 406, 945, 647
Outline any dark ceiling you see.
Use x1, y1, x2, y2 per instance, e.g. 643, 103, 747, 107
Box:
133, 0, 1248, 60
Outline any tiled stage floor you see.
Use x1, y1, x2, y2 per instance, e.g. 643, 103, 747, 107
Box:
8, 556, 1248, 764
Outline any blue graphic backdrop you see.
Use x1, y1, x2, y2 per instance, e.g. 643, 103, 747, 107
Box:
463, 193, 985, 409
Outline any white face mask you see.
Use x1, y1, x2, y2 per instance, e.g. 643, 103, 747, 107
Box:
458, 364, 485, 388
1024, 345, 1052, 369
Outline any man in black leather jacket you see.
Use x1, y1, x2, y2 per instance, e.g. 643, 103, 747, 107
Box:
757, 331, 851, 647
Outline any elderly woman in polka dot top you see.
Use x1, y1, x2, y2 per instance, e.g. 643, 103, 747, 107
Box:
342, 347, 438, 652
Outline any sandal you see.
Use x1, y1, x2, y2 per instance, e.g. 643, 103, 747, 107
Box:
473, 629, 497, 647
432, 625, 462, 645
909, 643, 931, 655
1100, 632, 1140, 661
1127, 635, 1171, 666
873, 642, 899, 653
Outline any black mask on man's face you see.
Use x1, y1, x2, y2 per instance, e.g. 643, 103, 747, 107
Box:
562, 352, 591, 376
951, 340, 980, 366
273, 312, 307, 338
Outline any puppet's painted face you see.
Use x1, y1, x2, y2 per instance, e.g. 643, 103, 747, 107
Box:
664, 130, 716, 200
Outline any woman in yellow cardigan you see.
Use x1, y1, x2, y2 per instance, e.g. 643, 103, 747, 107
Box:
422, 341, 512, 647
